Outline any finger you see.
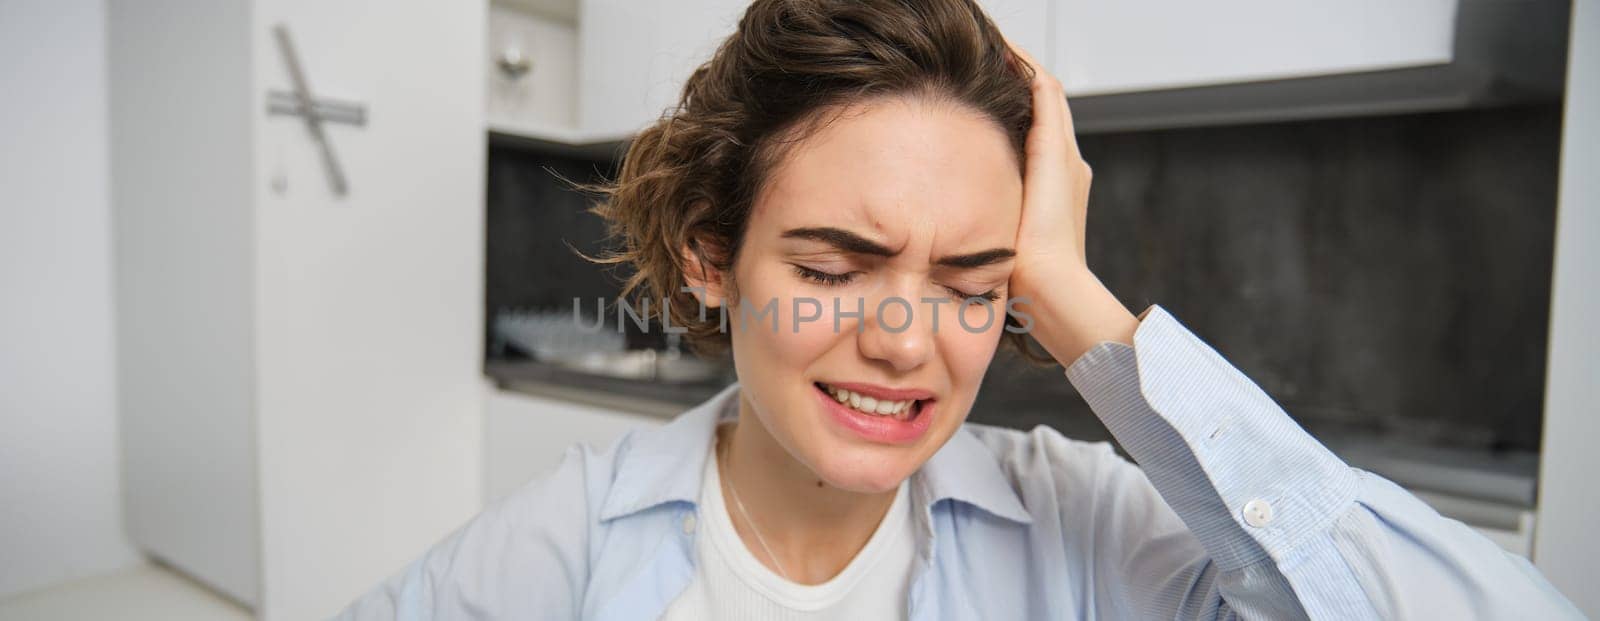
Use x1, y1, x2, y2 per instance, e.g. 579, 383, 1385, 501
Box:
1003, 37, 1093, 265
1002, 36, 1083, 161
1001, 38, 1067, 171
1003, 38, 1075, 237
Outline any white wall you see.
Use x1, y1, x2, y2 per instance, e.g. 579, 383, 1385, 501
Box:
1533, 0, 1600, 616
0, 0, 142, 600
107, 0, 262, 606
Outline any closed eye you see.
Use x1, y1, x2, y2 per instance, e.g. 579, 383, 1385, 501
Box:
795, 264, 1000, 302
952, 286, 1002, 302
792, 264, 857, 286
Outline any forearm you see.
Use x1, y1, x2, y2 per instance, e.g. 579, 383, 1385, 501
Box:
1061, 307, 1584, 619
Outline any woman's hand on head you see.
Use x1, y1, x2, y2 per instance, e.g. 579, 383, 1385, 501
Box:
1008, 41, 1092, 272
1003, 39, 1142, 366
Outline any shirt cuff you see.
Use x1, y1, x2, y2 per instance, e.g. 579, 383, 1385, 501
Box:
1063, 305, 1359, 571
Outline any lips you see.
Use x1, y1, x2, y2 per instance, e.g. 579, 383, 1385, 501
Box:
812, 381, 936, 445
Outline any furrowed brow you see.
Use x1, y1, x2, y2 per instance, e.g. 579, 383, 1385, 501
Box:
782, 227, 1015, 268
780, 227, 895, 257
934, 248, 1015, 269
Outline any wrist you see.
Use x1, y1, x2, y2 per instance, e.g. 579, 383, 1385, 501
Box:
1016, 267, 1139, 366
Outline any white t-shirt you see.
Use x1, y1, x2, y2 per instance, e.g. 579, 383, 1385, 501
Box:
661, 427, 916, 620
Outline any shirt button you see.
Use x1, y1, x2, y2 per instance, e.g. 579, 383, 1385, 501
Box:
682, 513, 697, 535
1242, 499, 1274, 528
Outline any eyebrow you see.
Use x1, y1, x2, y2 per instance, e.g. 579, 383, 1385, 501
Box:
780, 227, 1016, 268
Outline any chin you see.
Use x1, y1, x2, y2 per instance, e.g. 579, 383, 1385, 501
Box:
808, 444, 921, 494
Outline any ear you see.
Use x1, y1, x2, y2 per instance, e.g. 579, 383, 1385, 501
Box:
681, 235, 729, 309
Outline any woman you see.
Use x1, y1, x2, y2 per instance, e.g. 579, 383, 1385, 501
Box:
339, 0, 1579, 618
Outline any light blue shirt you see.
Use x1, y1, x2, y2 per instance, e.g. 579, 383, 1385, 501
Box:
335, 306, 1581, 620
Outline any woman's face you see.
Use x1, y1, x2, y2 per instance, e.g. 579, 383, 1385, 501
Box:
721, 96, 1024, 494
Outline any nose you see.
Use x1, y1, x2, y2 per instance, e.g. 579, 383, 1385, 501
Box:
856, 287, 935, 373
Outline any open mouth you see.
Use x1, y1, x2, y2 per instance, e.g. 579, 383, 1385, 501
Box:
813, 381, 928, 422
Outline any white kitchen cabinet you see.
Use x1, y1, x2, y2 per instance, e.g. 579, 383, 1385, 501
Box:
1052, 0, 1458, 96
482, 2, 591, 151
485, 388, 666, 502
108, 2, 485, 619
1056, 0, 1569, 131
576, 0, 749, 138
487, 4, 579, 135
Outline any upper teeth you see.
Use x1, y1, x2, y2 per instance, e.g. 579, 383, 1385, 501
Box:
825, 384, 914, 417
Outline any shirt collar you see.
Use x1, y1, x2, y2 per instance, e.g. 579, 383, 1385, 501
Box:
597, 382, 736, 521
598, 382, 1033, 525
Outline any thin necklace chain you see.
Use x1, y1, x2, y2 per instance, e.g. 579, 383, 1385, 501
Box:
717, 431, 794, 582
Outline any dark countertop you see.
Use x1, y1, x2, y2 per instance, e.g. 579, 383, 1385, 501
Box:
485, 359, 1538, 515
484, 358, 1113, 439
485, 359, 736, 418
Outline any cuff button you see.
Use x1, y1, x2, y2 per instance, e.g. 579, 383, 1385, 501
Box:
1242, 499, 1275, 528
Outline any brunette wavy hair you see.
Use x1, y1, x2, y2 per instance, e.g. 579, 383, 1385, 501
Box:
584, 0, 1050, 362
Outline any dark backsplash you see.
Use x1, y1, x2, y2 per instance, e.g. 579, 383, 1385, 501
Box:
487, 104, 1562, 454
485, 147, 630, 349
